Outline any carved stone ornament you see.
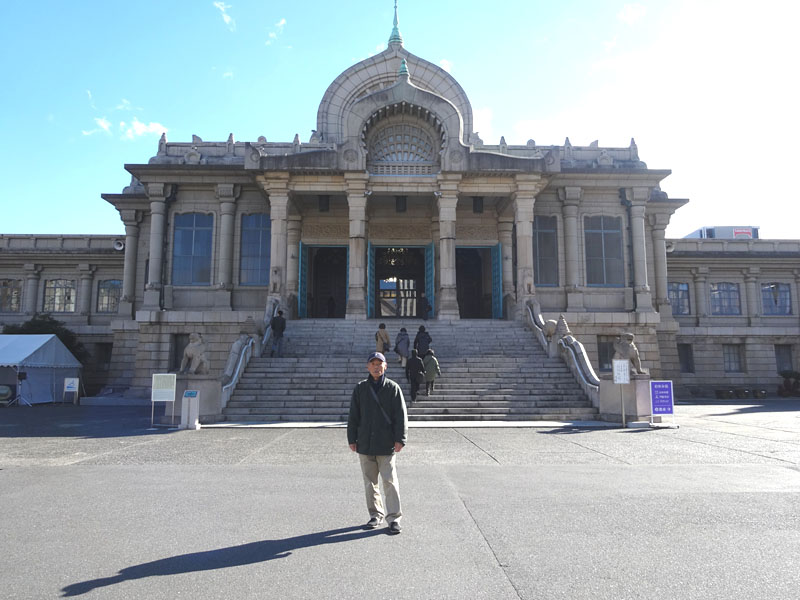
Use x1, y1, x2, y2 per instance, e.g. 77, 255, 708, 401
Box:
343, 149, 358, 163
456, 224, 497, 240
369, 223, 430, 239
449, 150, 463, 165
180, 333, 210, 375
302, 223, 349, 239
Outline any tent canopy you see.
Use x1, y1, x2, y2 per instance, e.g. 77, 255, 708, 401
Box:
0, 334, 82, 369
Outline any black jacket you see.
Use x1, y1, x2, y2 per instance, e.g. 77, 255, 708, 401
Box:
405, 355, 426, 384
347, 377, 408, 455
414, 331, 432, 355
270, 315, 286, 337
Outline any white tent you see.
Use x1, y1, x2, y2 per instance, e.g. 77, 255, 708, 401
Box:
0, 334, 82, 404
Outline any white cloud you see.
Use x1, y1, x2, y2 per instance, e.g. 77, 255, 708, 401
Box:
223, 71, 234, 79
265, 17, 286, 45
275, 18, 286, 31
81, 117, 112, 136
120, 117, 167, 140
617, 3, 646, 26
439, 58, 452, 73
213, 1, 236, 31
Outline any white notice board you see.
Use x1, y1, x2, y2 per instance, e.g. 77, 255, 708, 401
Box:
612, 359, 630, 384
150, 373, 177, 427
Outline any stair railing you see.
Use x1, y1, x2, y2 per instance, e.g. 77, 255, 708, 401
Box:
260, 298, 280, 356
220, 335, 255, 411
525, 299, 600, 406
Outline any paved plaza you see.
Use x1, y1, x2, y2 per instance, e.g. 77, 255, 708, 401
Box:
2, 399, 800, 599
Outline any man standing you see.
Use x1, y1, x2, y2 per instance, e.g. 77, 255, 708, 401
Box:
269, 310, 286, 357
347, 352, 408, 535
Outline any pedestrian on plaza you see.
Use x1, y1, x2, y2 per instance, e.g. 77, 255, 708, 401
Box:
394, 327, 410, 367
405, 348, 426, 403
422, 349, 441, 396
418, 292, 431, 320
413, 325, 432, 356
347, 351, 408, 535
269, 310, 286, 357
375, 323, 391, 354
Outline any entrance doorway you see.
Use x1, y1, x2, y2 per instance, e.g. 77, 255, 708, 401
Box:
305, 246, 346, 318
374, 247, 425, 318
456, 248, 492, 318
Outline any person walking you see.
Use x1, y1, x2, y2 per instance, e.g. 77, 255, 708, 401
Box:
347, 352, 408, 535
418, 292, 431, 320
375, 323, 391, 354
269, 310, 286, 357
422, 349, 441, 396
405, 348, 425, 403
394, 327, 410, 367
413, 325, 432, 356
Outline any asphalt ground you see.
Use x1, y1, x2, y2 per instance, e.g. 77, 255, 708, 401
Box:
2, 399, 800, 600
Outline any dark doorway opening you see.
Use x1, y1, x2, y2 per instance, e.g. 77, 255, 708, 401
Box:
456, 248, 492, 318
308, 247, 346, 318
375, 247, 425, 318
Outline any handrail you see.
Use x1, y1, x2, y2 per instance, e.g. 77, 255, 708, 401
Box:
260, 298, 280, 356
524, 301, 548, 352
558, 335, 600, 390
220, 336, 254, 410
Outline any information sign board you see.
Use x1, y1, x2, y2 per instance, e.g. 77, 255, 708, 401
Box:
650, 380, 674, 415
612, 359, 630, 384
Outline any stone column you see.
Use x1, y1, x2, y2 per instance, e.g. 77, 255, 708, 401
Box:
143, 183, 171, 309
513, 175, 548, 316
23, 264, 41, 315
345, 173, 369, 318
691, 266, 709, 325
77, 263, 96, 318
264, 180, 290, 307
631, 188, 653, 311
561, 186, 584, 311
437, 174, 462, 319
214, 183, 240, 309
649, 215, 670, 314
286, 216, 302, 318
119, 210, 141, 319
498, 217, 515, 311
744, 267, 760, 325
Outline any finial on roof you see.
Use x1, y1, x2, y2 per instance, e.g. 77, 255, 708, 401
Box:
398, 58, 409, 79
388, 0, 403, 46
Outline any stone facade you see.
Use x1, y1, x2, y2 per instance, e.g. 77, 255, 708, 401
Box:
0, 11, 797, 403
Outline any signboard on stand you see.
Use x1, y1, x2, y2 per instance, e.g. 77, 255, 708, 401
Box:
650, 380, 677, 428
150, 373, 177, 428
62, 378, 80, 404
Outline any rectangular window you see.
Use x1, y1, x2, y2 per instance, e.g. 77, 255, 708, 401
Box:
0, 279, 22, 312
677, 343, 695, 373
43, 279, 76, 312
318, 195, 330, 212
762, 283, 792, 315
172, 213, 213, 285
775, 345, 794, 374
472, 196, 484, 214
532, 216, 558, 286
722, 344, 744, 373
597, 335, 616, 372
584, 216, 624, 286
239, 213, 270, 286
95, 342, 113, 372
668, 282, 691, 315
172, 333, 190, 371
96, 279, 122, 313
395, 196, 407, 213
710, 282, 741, 315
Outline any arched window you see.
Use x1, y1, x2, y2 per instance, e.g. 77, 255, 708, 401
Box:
367, 122, 439, 175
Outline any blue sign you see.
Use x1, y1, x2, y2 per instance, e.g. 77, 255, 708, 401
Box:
650, 381, 674, 415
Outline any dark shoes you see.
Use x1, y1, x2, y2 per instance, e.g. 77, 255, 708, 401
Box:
388, 521, 402, 535
364, 516, 383, 530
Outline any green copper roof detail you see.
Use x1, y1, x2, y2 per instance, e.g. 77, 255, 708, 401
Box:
398, 58, 409, 77
388, 0, 403, 46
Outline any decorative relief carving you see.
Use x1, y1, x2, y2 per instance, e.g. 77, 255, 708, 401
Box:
303, 223, 348, 239
456, 224, 497, 240
369, 223, 430, 239
343, 149, 358, 163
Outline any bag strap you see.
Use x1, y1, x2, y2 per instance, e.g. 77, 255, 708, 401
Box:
367, 384, 392, 426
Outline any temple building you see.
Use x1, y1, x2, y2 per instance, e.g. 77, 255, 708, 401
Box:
0, 8, 797, 408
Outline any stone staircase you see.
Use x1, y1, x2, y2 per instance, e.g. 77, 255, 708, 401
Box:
222, 319, 598, 422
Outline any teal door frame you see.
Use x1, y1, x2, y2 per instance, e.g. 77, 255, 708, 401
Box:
456, 244, 503, 319
368, 244, 433, 318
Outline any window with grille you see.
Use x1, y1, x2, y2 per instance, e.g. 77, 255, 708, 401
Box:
761, 282, 792, 315
533, 216, 558, 286
0, 279, 21, 312
710, 282, 741, 315
584, 216, 624, 286
97, 280, 122, 313
668, 282, 691, 315
367, 123, 439, 175
678, 343, 695, 373
597, 335, 616, 371
240, 213, 270, 285
775, 345, 794, 374
172, 213, 213, 285
722, 344, 744, 373
43, 279, 76, 312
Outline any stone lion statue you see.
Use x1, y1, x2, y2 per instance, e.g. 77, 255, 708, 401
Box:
613, 332, 648, 375
180, 333, 210, 375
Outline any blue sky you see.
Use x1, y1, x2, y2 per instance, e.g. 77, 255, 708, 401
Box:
2, 0, 798, 238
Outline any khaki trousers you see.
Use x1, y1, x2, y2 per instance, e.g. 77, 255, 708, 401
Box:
359, 453, 402, 524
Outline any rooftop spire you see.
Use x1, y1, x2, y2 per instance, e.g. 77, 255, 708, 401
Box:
388, 0, 403, 47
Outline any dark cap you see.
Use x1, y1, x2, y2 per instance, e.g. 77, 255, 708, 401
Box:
368, 352, 386, 363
